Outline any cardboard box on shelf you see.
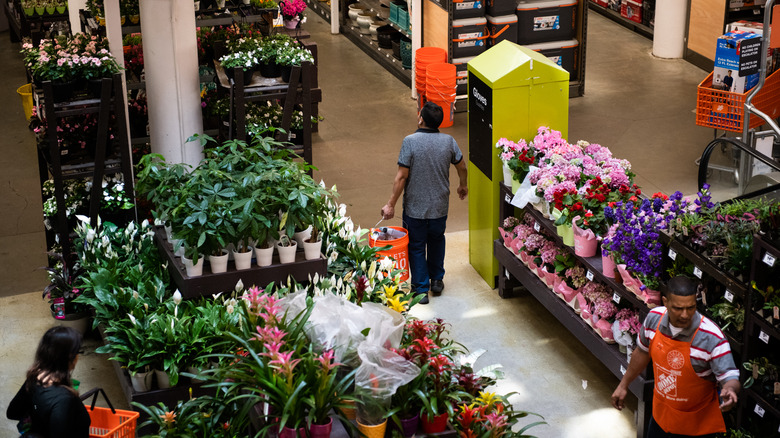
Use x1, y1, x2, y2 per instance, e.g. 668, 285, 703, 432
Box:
728, 0, 766, 8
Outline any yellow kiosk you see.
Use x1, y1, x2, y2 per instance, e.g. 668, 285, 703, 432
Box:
467, 40, 570, 286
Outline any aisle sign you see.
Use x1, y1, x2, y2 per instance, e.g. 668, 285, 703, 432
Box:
724, 290, 734, 303
693, 266, 703, 278
467, 73, 493, 179
759, 330, 770, 344
668, 248, 677, 260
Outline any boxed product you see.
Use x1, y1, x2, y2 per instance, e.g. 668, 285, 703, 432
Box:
486, 14, 519, 46
642, 0, 654, 28
452, 0, 486, 20
486, 0, 517, 17
452, 17, 489, 57
728, 0, 766, 8
726, 20, 762, 33
516, 0, 577, 44
524, 39, 579, 77
712, 30, 762, 93
620, 0, 642, 24
452, 56, 476, 95
592, 0, 608, 6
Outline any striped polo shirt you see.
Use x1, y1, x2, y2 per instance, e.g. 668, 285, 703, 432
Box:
638, 307, 740, 383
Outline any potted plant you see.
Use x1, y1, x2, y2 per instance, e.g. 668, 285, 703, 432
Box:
96, 313, 157, 392
219, 50, 259, 84
277, 217, 298, 264
302, 350, 356, 436
22, 0, 34, 16
279, 0, 306, 28
41, 252, 91, 334
275, 43, 314, 82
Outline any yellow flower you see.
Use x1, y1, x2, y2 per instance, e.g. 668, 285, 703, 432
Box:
383, 284, 398, 298
475, 391, 499, 409
386, 295, 408, 313
160, 411, 176, 425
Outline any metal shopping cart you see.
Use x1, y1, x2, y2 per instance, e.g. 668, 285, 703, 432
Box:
696, 0, 780, 194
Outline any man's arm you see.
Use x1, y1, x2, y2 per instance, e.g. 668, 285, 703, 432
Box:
381, 166, 409, 220
455, 159, 467, 200
611, 347, 651, 410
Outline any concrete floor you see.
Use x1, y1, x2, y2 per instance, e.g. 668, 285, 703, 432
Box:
0, 9, 739, 438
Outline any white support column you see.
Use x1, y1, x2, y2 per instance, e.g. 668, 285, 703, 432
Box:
411, 0, 422, 99
67, 0, 85, 35
140, 0, 204, 166
330, 0, 339, 34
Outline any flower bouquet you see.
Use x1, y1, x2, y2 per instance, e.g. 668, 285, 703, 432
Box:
612, 308, 642, 354
495, 137, 536, 187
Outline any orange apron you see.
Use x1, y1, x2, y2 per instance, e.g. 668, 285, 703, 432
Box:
650, 318, 726, 436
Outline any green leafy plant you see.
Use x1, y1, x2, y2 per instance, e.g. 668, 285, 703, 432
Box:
41, 252, 88, 315
708, 302, 745, 333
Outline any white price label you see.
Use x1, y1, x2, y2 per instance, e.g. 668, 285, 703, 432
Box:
613, 293, 621, 304
763, 252, 777, 267
533, 222, 541, 232
693, 267, 703, 279
724, 290, 734, 303
759, 331, 770, 344
668, 248, 677, 260
505, 194, 512, 203
754, 404, 765, 418
620, 365, 626, 375
586, 270, 595, 281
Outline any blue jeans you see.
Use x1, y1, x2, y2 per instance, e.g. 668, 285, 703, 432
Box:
403, 213, 447, 293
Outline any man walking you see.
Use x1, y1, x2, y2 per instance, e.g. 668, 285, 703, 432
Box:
381, 102, 467, 304
611, 276, 740, 437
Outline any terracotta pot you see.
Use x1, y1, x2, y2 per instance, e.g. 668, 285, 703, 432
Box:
357, 419, 387, 438
421, 412, 448, 434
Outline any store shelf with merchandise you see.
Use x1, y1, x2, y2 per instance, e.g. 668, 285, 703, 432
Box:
494, 183, 653, 438
303, 0, 333, 23
587, 0, 653, 39
340, 15, 412, 86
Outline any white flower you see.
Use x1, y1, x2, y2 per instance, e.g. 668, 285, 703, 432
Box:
173, 290, 182, 305
235, 279, 244, 292
379, 256, 394, 272
86, 228, 96, 244
132, 291, 139, 300
128, 313, 137, 325
227, 304, 234, 314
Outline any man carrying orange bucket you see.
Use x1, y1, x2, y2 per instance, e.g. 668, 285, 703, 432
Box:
380, 102, 468, 304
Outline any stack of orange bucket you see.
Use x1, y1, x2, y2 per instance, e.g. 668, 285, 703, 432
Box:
425, 62, 457, 128
415, 47, 447, 107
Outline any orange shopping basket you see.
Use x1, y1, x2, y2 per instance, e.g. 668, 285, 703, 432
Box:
695, 68, 780, 133
81, 388, 139, 438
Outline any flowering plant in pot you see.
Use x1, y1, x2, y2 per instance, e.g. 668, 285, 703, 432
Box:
41, 252, 90, 320
302, 349, 357, 431
495, 137, 536, 184
612, 307, 641, 353
453, 391, 546, 438
279, 0, 306, 20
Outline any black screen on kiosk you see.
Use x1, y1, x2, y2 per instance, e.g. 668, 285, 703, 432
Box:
468, 72, 493, 180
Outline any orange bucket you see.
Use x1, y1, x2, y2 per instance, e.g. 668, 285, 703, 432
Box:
425, 62, 456, 78
415, 47, 446, 62
368, 226, 410, 282
429, 98, 454, 128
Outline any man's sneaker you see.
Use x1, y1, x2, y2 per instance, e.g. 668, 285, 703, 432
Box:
431, 279, 444, 296
417, 292, 429, 305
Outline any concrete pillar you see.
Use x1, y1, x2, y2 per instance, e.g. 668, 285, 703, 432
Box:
140, 0, 204, 166
652, 0, 687, 59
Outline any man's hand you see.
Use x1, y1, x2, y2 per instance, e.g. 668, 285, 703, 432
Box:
611, 385, 628, 411
719, 382, 739, 412
381, 204, 395, 220
457, 185, 468, 200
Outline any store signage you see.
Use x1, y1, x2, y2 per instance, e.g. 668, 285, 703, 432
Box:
468, 72, 493, 179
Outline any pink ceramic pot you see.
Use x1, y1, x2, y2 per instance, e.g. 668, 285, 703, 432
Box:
602, 252, 616, 278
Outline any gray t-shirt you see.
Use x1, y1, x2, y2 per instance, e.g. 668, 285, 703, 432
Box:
398, 129, 463, 219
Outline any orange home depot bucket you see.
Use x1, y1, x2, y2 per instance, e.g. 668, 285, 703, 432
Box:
429, 98, 454, 128
415, 46, 447, 62
369, 226, 410, 282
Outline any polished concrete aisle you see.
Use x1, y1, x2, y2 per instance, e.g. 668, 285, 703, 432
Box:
0, 9, 729, 438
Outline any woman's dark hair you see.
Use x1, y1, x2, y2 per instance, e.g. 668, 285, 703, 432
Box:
420, 101, 444, 129
662, 276, 700, 298
26, 326, 82, 388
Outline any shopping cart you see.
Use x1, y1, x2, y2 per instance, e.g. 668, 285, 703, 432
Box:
696, 0, 780, 193
80, 388, 139, 438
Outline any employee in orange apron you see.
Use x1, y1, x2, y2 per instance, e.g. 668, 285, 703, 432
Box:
611, 276, 740, 437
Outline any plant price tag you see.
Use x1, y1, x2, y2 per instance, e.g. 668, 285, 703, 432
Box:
774, 382, 780, 395
763, 252, 776, 267
668, 248, 677, 260
586, 270, 594, 281
534, 222, 541, 232
754, 404, 765, 418
693, 267, 703, 279
612, 292, 621, 304
620, 365, 626, 375
753, 364, 760, 380
505, 194, 512, 203
724, 290, 734, 303
759, 330, 770, 344
775, 306, 779, 320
